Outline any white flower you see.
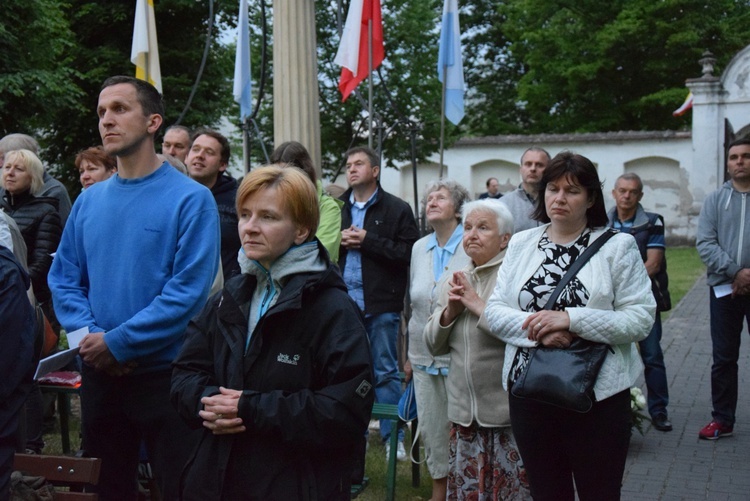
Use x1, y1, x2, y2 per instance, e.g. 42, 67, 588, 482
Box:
636, 394, 646, 409
630, 387, 646, 410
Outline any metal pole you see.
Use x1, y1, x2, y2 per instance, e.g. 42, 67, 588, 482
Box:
410, 125, 421, 229
368, 17, 374, 150
439, 65, 446, 178
243, 120, 250, 173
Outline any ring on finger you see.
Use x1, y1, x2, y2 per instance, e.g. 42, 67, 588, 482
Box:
216, 414, 224, 420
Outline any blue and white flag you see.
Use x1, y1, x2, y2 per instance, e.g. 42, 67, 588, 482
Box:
437, 0, 464, 125
233, 0, 252, 121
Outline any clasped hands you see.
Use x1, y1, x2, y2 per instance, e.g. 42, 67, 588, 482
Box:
200, 387, 246, 435
522, 310, 575, 348
441, 271, 484, 325
341, 225, 366, 249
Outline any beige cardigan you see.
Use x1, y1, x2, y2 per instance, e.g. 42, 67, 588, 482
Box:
424, 249, 511, 428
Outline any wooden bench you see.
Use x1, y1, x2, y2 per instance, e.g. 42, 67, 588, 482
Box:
13, 454, 101, 500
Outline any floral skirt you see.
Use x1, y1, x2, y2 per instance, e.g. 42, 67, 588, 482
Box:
448, 423, 531, 501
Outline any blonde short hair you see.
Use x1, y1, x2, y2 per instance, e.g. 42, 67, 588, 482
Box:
2, 149, 45, 195
236, 165, 319, 242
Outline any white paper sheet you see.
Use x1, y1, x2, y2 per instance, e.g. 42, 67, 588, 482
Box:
65, 326, 89, 350
713, 284, 733, 298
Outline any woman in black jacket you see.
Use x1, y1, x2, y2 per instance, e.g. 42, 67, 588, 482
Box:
1, 148, 62, 454
171, 165, 374, 500
1, 148, 61, 310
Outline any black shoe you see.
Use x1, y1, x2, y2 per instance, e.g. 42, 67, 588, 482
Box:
652, 413, 673, 432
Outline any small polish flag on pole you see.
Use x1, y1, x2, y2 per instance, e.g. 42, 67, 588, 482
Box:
672, 91, 693, 117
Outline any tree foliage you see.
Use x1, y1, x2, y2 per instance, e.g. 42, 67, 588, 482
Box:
4, 0, 750, 197
2, 0, 235, 198
500, 0, 750, 133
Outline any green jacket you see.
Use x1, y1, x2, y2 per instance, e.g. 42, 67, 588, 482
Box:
317, 180, 344, 263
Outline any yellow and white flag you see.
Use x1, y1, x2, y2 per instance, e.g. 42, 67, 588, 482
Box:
131, 0, 162, 94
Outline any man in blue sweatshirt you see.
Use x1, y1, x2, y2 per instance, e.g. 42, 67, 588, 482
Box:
49, 76, 220, 498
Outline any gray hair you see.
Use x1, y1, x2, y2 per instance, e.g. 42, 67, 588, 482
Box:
614, 172, 643, 192
420, 179, 472, 223
461, 199, 514, 236
520, 146, 551, 165
0, 134, 40, 155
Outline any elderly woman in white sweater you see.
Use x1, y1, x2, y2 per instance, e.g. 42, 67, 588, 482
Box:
484, 152, 655, 501
424, 199, 530, 500
404, 179, 471, 500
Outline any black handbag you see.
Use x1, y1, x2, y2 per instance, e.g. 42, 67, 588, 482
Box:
511, 229, 617, 413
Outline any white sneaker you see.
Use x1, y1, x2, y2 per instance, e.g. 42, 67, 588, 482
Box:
385, 441, 408, 462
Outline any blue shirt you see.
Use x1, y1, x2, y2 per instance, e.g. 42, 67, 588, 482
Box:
613, 217, 665, 249
342, 188, 379, 311
426, 224, 464, 282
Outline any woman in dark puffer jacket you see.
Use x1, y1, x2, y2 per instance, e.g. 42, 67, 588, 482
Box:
1, 149, 61, 317
1, 148, 62, 454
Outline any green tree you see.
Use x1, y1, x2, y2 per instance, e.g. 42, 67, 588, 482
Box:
501, 0, 750, 133
462, 0, 530, 135
0, 0, 83, 140
2, 0, 236, 198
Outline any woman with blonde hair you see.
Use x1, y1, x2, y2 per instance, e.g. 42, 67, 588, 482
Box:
1, 149, 61, 319
1, 148, 62, 454
171, 165, 374, 500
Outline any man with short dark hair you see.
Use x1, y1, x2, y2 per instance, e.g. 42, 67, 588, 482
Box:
479, 177, 502, 199
49, 76, 220, 497
500, 147, 550, 232
186, 128, 241, 279
339, 146, 419, 461
608, 173, 672, 432
696, 136, 750, 440
162, 125, 191, 163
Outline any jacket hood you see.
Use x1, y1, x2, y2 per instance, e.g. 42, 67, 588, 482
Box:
211, 172, 238, 196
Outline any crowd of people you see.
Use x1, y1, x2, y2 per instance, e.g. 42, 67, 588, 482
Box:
0, 74, 747, 501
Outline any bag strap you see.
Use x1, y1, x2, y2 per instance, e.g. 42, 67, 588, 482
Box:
543, 229, 618, 311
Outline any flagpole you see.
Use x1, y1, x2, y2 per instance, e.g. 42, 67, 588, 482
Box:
368, 16, 374, 150
439, 65, 446, 179
243, 120, 250, 174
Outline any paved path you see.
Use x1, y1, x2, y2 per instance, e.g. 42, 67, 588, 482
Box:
622, 274, 750, 500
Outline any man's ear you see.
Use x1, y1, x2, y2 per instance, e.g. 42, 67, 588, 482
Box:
372, 165, 380, 180
147, 114, 163, 135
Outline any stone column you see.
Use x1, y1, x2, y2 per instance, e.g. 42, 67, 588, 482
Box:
687, 51, 723, 202
273, 0, 322, 176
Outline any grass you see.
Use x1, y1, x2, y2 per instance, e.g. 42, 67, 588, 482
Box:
663, 246, 705, 319
41, 247, 705, 498
355, 427, 432, 500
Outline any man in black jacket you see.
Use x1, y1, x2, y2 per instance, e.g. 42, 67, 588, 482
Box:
339, 146, 419, 460
186, 128, 241, 279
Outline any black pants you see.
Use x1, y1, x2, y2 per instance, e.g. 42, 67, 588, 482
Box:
80, 366, 200, 500
509, 387, 631, 501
